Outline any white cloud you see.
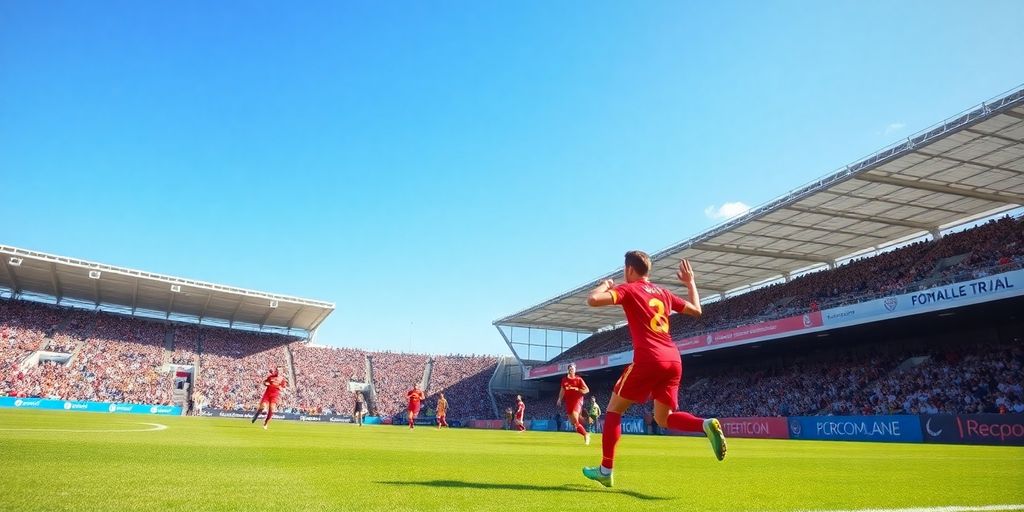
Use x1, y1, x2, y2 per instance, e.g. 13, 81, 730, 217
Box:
883, 122, 906, 135
704, 201, 751, 221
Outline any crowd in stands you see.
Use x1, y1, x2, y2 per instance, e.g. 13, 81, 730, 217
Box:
553, 216, 1024, 364
421, 355, 498, 419
197, 328, 295, 410
291, 345, 367, 415
171, 325, 200, 365
369, 351, 428, 417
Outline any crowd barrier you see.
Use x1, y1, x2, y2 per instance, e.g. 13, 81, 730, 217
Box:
0, 397, 181, 416
199, 408, 353, 423
4, 398, 1020, 446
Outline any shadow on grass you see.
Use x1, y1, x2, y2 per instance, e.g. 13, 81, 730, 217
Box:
377, 480, 671, 501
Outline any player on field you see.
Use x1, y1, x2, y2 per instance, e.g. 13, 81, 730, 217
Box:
353, 391, 366, 426
556, 363, 591, 445
587, 396, 601, 433
251, 366, 288, 430
436, 393, 449, 429
406, 384, 425, 429
582, 252, 726, 487
514, 395, 526, 432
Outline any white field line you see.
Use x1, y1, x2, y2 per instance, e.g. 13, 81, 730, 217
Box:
792, 505, 1024, 512
0, 422, 167, 433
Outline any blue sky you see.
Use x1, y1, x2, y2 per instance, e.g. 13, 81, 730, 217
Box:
1, 1, 1022, 355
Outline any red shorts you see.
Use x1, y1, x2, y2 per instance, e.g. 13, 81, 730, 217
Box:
612, 360, 682, 410
408, 405, 421, 415
564, 398, 584, 416
260, 393, 281, 406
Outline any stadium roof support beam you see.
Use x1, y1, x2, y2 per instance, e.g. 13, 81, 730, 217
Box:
257, 305, 275, 328
93, 275, 101, 307
285, 306, 304, 330
49, 263, 63, 301
199, 293, 213, 321
922, 152, 1024, 176
0, 258, 20, 294
166, 290, 176, 320
853, 174, 1024, 204
693, 243, 827, 264
784, 205, 936, 231
228, 299, 244, 328
130, 279, 139, 314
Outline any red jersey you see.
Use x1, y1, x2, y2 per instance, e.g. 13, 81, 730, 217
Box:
407, 389, 424, 408
263, 373, 287, 397
560, 376, 587, 403
610, 280, 690, 363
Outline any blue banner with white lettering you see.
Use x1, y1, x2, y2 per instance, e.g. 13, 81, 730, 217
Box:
788, 415, 922, 443
0, 397, 181, 416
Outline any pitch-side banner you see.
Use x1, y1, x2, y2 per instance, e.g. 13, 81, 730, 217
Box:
821, 270, 1023, 329
0, 397, 182, 416
789, 415, 922, 443
921, 413, 1024, 446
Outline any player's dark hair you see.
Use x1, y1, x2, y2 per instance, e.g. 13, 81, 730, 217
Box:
625, 250, 652, 276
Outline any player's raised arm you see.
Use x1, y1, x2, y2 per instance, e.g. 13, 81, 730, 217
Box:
587, 279, 617, 307
672, 259, 702, 317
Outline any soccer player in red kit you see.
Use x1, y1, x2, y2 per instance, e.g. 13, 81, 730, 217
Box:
582, 252, 726, 487
556, 363, 591, 445
406, 384, 425, 429
514, 395, 526, 432
251, 366, 288, 430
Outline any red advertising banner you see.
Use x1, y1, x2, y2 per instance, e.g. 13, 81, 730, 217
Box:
676, 311, 823, 353
469, 419, 505, 430
719, 417, 790, 439
527, 312, 824, 379
667, 417, 790, 439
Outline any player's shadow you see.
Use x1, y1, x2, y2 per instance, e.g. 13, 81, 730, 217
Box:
377, 480, 670, 501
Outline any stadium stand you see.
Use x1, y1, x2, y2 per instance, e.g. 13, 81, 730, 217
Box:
549, 216, 1024, 364
197, 327, 296, 410
422, 355, 498, 419
291, 344, 367, 415
368, 351, 429, 417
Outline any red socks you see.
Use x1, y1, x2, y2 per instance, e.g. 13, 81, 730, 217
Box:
667, 411, 704, 433
263, 410, 273, 426
601, 411, 622, 469
574, 421, 587, 437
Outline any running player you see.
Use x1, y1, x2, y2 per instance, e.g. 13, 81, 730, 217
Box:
251, 366, 288, 430
436, 393, 449, 429
353, 391, 366, 426
406, 384, 425, 429
586, 396, 601, 433
582, 253, 726, 487
514, 395, 526, 432
555, 363, 591, 445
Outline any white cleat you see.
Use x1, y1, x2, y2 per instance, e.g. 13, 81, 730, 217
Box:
584, 433, 591, 446
262, 424, 268, 430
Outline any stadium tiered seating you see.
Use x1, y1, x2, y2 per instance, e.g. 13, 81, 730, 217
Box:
550, 217, 1024, 364
291, 345, 367, 415
423, 355, 498, 419
197, 328, 295, 410
369, 351, 428, 417
171, 325, 200, 365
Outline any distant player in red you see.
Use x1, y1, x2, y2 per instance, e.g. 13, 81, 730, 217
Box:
406, 384, 425, 429
514, 395, 526, 432
582, 252, 726, 487
556, 363, 591, 445
251, 366, 288, 430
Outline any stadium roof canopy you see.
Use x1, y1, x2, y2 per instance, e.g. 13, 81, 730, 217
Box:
495, 85, 1024, 335
0, 246, 335, 335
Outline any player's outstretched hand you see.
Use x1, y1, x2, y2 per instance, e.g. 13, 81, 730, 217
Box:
677, 259, 695, 284
600, 279, 614, 291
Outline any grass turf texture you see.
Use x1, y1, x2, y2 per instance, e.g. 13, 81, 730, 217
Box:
0, 410, 1021, 512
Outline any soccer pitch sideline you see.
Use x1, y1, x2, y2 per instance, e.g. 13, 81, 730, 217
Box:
0, 410, 1020, 512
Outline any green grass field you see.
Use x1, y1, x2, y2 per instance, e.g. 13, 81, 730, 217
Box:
0, 409, 1021, 512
